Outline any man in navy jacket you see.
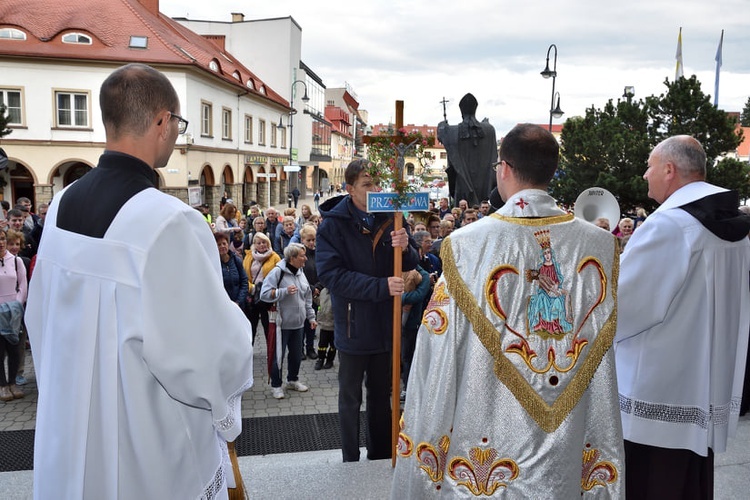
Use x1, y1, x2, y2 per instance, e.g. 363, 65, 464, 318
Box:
317, 159, 420, 462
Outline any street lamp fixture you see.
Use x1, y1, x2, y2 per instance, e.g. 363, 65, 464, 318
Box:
541, 44, 562, 131
286, 79, 310, 206
551, 92, 564, 119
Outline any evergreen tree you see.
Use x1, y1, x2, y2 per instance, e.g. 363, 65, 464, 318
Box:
741, 97, 750, 127
556, 75, 745, 211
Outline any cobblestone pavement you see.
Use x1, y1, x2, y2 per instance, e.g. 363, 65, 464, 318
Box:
0, 327, 340, 431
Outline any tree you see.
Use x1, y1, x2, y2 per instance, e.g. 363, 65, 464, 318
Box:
646, 76, 741, 166
709, 157, 750, 200
557, 75, 745, 212
552, 98, 651, 210
0, 104, 12, 139
741, 97, 750, 127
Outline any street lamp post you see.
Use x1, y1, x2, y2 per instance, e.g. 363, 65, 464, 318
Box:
286, 79, 310, 207
623, 86, 635, 103
541, 44, 564, 131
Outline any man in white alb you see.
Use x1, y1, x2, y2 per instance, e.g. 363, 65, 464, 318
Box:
26, 64, 254, 499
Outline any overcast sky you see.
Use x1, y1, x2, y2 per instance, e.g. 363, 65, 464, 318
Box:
160, 0, 750, 137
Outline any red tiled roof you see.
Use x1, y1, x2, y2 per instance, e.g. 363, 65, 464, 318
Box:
0, 0, 288, 109
736, 125, 750, 158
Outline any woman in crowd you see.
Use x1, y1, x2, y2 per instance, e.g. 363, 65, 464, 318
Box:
298, 224, 322, 360
215, 232, 248, 308
0, 230, 27, 401
214, 202, 243, 236
275, 215, 296, 256
260, 243, 317, 400
243, 216, 267, 254
244, 232, 280, 346
230, 218, 246, 258
296, 204, 315, 227
6, 230, 31, 387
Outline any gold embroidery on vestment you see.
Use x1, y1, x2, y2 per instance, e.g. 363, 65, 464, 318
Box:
416, 435, 451, 483
581, 445, 618, 491
448, 446, 519, 495
441, 220, 619, 433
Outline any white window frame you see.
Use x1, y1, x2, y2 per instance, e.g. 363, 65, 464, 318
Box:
280, 127, 286, 149
201, 101, 213, 137
62, 32, 92, 45
222, 107, 232, 140
0, 87, 24, 126
0, 28, 26, 40
258, 119, 266, 145
244, 114, 253, 144
270, 124, 277, 147
54, 89, 90, 128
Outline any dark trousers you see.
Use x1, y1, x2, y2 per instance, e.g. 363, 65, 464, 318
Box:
0, 336, 20, 387
338, 350, 392, 462
304, 317, 316, 351
245, 302, 269, 346
317, 329, 336, 361
624, 440, 714, 500
270, 327, 304, 388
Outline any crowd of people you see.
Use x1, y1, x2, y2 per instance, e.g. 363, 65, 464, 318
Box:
5, 63, 750, 498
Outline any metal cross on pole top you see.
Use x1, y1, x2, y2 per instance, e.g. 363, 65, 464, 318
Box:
363, 100, 428, 467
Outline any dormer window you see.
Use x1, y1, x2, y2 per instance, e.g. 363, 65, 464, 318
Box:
233, 71, 241, 81
0, 28, 26, 40
246, 79, 255, 90
62, 32, 92, 45
259, 85, 267, 96
209, 60, 219, 72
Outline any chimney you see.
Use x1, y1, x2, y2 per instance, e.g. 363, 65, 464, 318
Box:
231, 12, 245, 23
138, 0, 160, 17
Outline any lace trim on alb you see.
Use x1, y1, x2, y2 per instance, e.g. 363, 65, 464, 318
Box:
200, 463, 225, 500
619, 394, 741, 429
214, 378, 253, 432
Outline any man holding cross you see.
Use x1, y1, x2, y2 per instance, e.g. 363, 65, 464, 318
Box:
317, 158, 420, 462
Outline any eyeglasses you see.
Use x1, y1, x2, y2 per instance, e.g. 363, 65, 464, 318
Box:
169, 112, 189, 135
492, 160, 512, 172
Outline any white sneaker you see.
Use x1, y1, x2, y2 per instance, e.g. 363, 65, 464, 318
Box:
271, 387, 285, 399
286, 381, 308, 392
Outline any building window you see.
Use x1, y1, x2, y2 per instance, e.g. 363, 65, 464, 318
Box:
440, 152, 447, 159
0, 88, 23, 125
55, 90, 89, 127
280, 127, 286, 149
62, 32, 92, 44
258, 119, 266, 145
222, 107, 232, 140
0, 28, 26, 40
129, 36, 148, 48
270, 124, 277, 147
201, 101, 213, 137
244, 115, 253, 144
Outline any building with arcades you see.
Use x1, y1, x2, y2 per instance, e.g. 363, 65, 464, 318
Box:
0, 0, 292, 215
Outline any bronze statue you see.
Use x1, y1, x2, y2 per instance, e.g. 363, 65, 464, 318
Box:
437, 93, 497, 206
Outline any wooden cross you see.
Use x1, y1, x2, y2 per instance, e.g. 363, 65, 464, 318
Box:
362, 100, 419, 467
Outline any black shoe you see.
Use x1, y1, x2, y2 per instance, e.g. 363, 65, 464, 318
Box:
306, 348, 318, 360
323, 360, 334, 369
314, 359, 324, 370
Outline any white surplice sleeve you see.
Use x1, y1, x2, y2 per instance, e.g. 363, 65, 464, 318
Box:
140, 209, 253, 442
616, 213, 691, 343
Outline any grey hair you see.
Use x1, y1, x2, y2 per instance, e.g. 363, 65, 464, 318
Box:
413, 230, 431, 246
654, 135, 707, 178
284, 242, 306, 261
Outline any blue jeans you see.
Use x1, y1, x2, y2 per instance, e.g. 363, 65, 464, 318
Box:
271, 327, 304, 388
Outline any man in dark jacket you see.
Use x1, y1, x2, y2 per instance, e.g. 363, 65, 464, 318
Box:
316, 159, 420, 462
